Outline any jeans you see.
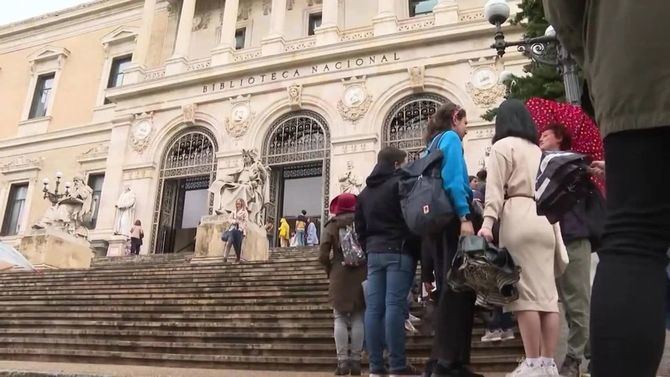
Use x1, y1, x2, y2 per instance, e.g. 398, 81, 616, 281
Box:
487, 308, 515, 331
365, 252, 416, 372
333, 309, 365, 362
557, 238, 592, 360
296, 230, 305, 246
591, 127, 670, 377
224, 229, 244, 260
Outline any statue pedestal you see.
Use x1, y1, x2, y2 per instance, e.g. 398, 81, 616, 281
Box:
106, 235, 129, 257
194, 215, 269, 262
19, 229, 94, 269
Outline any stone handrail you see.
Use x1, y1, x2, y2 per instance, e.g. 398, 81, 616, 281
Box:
233, 47, 262, 62
186, 57, 211, 72
284, 36, 316, 52
397, 14, 435, 32
339, 25, 374, 42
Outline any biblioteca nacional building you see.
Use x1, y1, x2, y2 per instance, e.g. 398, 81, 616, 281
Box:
0, 0, 525, 263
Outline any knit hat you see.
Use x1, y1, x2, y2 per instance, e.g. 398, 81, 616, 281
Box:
329, 193, 357, 215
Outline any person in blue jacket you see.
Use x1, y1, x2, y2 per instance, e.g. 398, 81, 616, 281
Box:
423, 103, 483, 377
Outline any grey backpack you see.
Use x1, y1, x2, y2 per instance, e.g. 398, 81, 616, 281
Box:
398, 132, 456, 236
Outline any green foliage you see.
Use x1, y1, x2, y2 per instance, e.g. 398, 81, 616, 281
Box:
482, 0, 564, 121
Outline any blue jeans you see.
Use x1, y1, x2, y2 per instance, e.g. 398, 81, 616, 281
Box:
364, 252, 416, 372
296, 230, 305, 246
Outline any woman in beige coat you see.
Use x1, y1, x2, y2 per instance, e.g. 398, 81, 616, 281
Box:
478, 100, 567, 377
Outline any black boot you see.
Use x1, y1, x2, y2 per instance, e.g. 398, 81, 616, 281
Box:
349, 360, 362, 376
334, 360, 350, 375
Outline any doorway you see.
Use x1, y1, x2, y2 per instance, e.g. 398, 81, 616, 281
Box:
151, 128, 217, 254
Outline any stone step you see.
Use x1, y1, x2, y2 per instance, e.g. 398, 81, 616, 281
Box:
0, 279, 330, 294
0, 296, 331, 307
0, 312, 337, 321
0, 347, 519, 371
0, 289, 329, 301
1, 304, 333, 313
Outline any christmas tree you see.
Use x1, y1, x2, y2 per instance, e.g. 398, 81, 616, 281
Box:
482, 0, 565, 121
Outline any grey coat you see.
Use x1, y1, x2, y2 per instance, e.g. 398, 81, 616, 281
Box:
544, 0, 670, 137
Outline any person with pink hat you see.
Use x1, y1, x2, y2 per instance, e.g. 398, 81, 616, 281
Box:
319, 192, 366, 375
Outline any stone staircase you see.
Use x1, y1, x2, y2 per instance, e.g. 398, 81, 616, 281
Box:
0, 247, 522, 372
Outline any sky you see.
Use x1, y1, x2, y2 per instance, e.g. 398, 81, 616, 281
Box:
0, 0, 93, 26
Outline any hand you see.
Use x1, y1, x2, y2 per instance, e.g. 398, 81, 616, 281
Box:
478, 227, 494, 242
423, 282, 435, 293
460, 220, 475, 236
589, 160, 606, 178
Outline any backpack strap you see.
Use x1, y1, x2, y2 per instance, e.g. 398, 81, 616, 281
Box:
427, 131, 447, 153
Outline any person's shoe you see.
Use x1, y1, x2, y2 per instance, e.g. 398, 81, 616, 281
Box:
481, 329, 503, 342
408, 313, 421, 324
370, 369, 389, 377
349, 360, 362, 376
334, 360, 349, 375
390, 364, 421, 377
405, 319, 419, 334
559, 355, 581, 377
500, 328, 515, 341
505, 360, 544, 377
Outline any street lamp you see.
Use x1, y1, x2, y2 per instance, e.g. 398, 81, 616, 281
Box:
483, 0, 582, 105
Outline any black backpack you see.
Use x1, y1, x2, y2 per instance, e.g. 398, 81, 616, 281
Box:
398, 132, 456, 236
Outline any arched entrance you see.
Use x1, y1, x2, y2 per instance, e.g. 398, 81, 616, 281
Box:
151, 128, 217, 254
382, 93, 450, 161
262, 110, 330, 246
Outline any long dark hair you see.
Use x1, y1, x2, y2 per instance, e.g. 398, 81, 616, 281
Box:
424, 102, 466, 144
492, 99, 538, 145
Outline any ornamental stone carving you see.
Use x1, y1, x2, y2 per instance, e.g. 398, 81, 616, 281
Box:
408, 65, 425, 91
466, 66, 506, 107
337, 76, 373, 123
225, 95, 254, 138
182, 103, 197, 124
338, 161, 363, 195
77, 143, 109, 162
0, 156, 43, 174
287, 84, 302, 108
307, 0, 323, 5
130, 112, 154, 153
262, 0, 271, 15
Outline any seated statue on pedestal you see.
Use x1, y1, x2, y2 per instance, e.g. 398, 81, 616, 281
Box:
209, 149, 269, 225
34, 175, 94, 237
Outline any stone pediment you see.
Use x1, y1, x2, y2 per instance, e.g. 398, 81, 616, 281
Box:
77, 143, 109, 163
28, 46, 70, 64
101, 26, 139, 46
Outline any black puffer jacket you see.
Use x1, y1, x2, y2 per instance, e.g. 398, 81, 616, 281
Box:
355, 161, 420, 257
559, 201, 589, 245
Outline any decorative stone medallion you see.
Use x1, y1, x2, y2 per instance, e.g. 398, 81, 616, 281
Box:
225, 95, 254, 138
408, 65, 425, 90
337, 76, 373, 123
182, 103, 197, 124
287, 84, 302, 108
130, 112, 154, 153
466, 66, 506, 107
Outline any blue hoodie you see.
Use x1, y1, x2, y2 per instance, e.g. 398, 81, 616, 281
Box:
430, 130, 472, 218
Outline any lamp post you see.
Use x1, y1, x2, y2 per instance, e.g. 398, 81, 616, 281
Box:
483, 0, 582, 105
42, 171, 70, 204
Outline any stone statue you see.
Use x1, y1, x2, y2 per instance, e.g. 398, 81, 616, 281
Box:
34, 174, 94, 236
209, 149, 269, 225
338, 161, 363, 195
114, 187, 136, 237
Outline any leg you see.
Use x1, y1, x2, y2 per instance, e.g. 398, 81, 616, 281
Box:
515, 311, 542, 358
350, 310, 365, 362
364, 253, 387, 373
384, 253, 416, 372
591, 127, 670, 377
539, 311, 561, 358
333, 310, 351, 363
556, 239, 592, 360
223, 241, 233, 260
232, 230, 243, 261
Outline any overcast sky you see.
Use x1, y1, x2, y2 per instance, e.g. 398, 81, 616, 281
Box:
0, 1, 93, 26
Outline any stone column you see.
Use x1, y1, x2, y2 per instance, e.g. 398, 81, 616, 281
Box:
315, 0, 340, 46
433, 0, 459, 26
212, 0, 240, 66
373, 0, 397, 36
166, 0, 197, 74
261, 0, 287, 55
124, 0, 158, 85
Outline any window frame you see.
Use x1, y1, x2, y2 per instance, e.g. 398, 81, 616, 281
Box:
307, 12, 323, 36
409, 0, 438, 17
85, 172, 105, 229
0, 182, 30, 237
28, 72, 56, 120
234, 27, 247, 50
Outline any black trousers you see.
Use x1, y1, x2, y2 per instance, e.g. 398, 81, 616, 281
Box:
130, 237, 141, 255
591, 127, 670, 377
430, 221, 476, 366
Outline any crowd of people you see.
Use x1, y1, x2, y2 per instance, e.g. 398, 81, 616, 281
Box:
316, 98, 619, 377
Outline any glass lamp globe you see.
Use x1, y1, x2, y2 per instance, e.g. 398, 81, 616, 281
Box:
484, 0, 510, 25
499, 70, 514, 83
545, 25, 557, 38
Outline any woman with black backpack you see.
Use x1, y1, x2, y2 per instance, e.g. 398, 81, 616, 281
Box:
319, 193, 366, 376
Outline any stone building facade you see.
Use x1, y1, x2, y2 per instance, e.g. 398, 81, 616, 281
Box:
0, 0, 525, 255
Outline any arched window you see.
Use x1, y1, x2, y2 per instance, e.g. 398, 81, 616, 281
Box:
382, 93, 449, 161
263, 110, 330, 166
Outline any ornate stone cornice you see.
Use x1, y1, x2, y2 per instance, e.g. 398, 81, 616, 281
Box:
0, 156, 43, 174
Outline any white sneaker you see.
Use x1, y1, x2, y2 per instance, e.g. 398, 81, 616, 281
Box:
506, 361, 544, 377
501, 328, 516, 341
481, 329, 503, 342
404, 319, 418, 334
408, 313, 421, 324
543, 363, 560, 376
